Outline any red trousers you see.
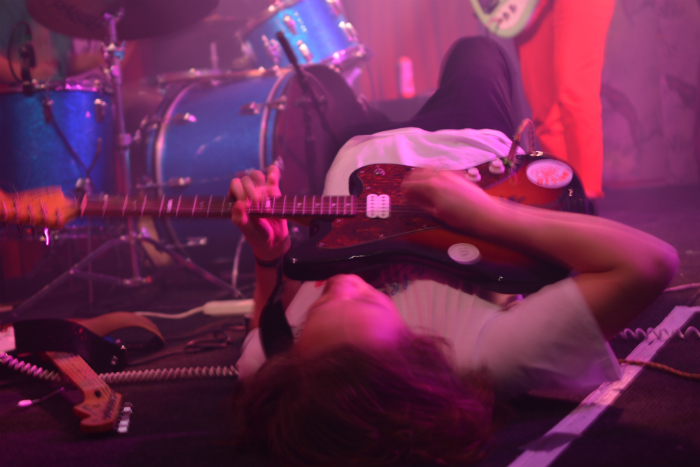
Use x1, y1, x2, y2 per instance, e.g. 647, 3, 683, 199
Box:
515, 0, 615, 199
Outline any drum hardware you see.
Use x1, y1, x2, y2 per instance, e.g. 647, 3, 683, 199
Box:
19, 41, 36, 97
297, 40, 313, 63
134, 177, 193, 191
25, 0, 219, 41
261, 35, 283, 66
240, 96, 288, 115
240, 0, 367, 71
339, 21, 358, 43
8, 7, 240, 322
94, 98, 108, 123
41, 94, 54, 123
169, 113, 198, 125
327, 0, 343, 17
283, 15, 298, 35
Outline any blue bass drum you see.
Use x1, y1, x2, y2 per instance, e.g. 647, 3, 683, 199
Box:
144, 66, 368, 270
0, 80, 116, 195
239, 0, 366, 70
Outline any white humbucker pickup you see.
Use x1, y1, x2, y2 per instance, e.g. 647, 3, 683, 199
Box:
366, 194, 390, 219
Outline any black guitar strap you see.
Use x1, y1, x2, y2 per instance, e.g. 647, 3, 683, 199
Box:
259, 264, 294, 358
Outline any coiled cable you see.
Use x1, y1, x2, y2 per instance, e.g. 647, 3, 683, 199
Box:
2, 351, 238, 385
617, 326, 700, 341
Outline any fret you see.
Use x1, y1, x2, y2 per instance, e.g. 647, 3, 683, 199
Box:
272, 196, 276, 216
102, 195, 108, 217
176, 195, 182, 217
293, 195, 297, 215
141, 195, 147, 217
122, 195, 128, 217
282, 196, 286, 216
192, 195, 197, 217
221, 196, 226, 217
207, 195, 212, 218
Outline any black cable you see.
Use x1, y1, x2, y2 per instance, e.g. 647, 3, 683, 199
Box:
6, 21, 31, 83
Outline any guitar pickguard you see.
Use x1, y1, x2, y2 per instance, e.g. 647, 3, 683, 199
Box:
283, 154, 590, 293
316, 155, 576, 249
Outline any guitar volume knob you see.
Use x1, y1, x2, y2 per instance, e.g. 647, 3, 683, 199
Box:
466, 167, 481, 182
489, 159, 505, 174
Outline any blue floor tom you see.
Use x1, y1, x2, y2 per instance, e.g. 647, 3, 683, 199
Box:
239, 0, 366, 70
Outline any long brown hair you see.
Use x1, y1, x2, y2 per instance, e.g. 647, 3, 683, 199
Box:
232, 331, 494, 466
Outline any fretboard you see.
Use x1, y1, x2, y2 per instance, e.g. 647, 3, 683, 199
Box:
80, 194, 359, 219
45, 351, 110, 394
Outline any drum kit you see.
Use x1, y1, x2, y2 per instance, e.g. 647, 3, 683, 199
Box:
1, 0, 371, 314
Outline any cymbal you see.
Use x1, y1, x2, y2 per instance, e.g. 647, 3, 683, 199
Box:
26, 0, 220, 40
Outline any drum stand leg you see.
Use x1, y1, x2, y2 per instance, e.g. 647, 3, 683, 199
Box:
5, 230, 239, 321
2, 12, 239, 323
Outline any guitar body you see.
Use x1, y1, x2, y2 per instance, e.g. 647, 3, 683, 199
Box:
469, 0, 540, 38
284, 153, 590, 293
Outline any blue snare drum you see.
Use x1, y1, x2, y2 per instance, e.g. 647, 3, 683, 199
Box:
240, 0, 365, 70
0, 81, 116, 195
145, 66, 368, 268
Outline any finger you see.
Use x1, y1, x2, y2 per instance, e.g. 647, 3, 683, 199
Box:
266, 165, 282, 196
229, 177, 245, 201
241, 176, 262, 205
249, 170, 266, 187
231, 199, 249, 227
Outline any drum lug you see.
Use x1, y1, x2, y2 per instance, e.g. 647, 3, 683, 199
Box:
327, 0, 343, 17
297, 40, 313, 63
167, 176, 192, 187
94, 98, 108, 123
240, 96, 287, 116
261, 34, 282, 66
283, 15, 297, 35
42, 98, 54, 123
339, 21, 358, 43
170, 113, 197, 125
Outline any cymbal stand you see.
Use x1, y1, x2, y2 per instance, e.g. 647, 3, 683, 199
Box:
5, 11, 238, 323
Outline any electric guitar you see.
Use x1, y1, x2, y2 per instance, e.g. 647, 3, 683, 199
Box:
0, 153, 590, 293
43, 351, 131, 434
469, 0, 540, 38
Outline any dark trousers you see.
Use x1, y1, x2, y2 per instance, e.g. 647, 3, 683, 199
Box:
350, 36, 517, 140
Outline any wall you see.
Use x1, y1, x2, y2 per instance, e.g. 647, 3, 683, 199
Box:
343, 0, 700, 189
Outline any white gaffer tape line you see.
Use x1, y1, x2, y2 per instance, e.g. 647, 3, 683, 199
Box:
508, 305, 700, 467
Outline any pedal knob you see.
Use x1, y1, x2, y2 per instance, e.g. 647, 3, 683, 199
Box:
489, 159, 505, 174
466, 167, 481, 182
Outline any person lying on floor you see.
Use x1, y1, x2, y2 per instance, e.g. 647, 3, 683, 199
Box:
227, 36, 679, 466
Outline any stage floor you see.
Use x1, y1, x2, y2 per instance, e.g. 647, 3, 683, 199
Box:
2, 182, 700, 467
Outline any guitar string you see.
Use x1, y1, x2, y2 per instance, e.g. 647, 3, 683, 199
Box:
85, 197, 431, 215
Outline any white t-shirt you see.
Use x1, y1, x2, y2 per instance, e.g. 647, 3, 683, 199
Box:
236, 127, 621, 394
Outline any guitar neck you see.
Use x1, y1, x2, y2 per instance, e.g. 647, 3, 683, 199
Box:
80, 194, 360, 220
45, 351, 111, 393
44, 351, 122, 434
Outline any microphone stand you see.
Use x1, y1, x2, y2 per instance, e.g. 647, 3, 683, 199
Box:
274, 31, 339, 194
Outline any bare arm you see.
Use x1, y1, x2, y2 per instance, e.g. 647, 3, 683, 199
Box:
230, 166, 300, 328
402, 169, 679, 339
